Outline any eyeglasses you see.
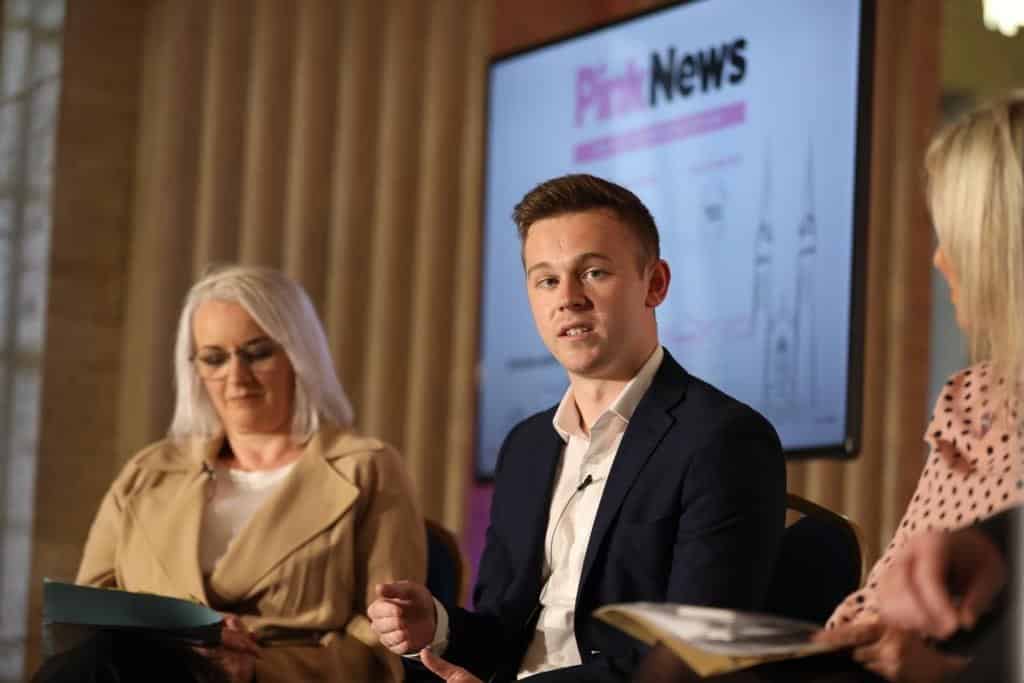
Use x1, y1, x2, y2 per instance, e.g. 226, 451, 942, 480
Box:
190, 339, 282, 380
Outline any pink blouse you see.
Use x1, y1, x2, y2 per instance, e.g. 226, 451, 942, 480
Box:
828, 362, 1024, 627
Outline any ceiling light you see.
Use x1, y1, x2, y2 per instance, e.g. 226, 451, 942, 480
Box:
983, 0, 1024, 37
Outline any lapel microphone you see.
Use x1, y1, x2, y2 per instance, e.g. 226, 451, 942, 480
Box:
542, 472, 599, 589
201, 461, 217, 501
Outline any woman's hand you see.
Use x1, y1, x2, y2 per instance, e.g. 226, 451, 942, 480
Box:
197, 614, 260, 683
877, 528, 1006, 639
221, 614, 260, 655
815, 619, 968, 682
206, 648, 257, 683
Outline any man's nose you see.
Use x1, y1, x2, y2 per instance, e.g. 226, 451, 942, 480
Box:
558, 277, 587, 310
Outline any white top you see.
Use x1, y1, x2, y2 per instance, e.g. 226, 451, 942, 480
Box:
198, 460, 297, 574
423, 346, 664, 678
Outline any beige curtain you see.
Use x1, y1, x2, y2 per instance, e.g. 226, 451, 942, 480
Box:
116, 0, 491, 533
29, 0, 492, 668
28, 3, 490, 665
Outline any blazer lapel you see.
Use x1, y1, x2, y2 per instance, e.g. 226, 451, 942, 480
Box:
577, 354, 687, 592
209, 430, 359, 601
131, 437, 220, 605
513, 419, 564, 587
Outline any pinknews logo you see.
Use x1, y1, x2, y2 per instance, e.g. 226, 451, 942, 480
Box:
574, 38, 748, 128
574, 61, 647, 126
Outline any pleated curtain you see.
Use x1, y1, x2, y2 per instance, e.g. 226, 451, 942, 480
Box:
117, 0, 492, 532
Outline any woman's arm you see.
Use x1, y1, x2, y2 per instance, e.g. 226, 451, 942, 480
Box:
76, 469, 134, 588
816, 620, 968, 683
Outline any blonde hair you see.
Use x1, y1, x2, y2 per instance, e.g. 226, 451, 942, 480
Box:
169, 265, 354, 440
926, 91, 1024, 389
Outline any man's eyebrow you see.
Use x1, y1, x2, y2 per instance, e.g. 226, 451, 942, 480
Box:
524, 252, 613, 277
525, 261, 552, 277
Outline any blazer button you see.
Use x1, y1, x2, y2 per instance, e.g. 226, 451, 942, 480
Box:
589, 649, 601, 656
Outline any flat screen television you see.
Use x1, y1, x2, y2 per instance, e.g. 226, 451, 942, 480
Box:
477, 0, 874, 477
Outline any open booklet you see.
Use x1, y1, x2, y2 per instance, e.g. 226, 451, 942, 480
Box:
595, 602, 844, 677
42, 579, 223, 656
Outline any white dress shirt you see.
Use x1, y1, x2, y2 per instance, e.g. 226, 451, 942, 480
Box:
423, 347, 664, 677
516, 345, 663, 678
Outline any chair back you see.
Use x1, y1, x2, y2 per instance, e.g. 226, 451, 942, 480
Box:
765, 493, 866, 625
425, 519, 468, 607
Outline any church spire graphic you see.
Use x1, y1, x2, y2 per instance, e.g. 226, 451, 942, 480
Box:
796, 139, 818, 409
755, 142, 784, 409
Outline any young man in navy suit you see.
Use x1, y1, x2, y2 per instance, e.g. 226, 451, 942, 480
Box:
369, 174, 786, 682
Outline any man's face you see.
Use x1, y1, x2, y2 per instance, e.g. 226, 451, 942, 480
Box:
523, 209, 669, 382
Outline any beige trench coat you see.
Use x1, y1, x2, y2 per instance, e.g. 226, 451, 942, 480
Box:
77, 424, 426, 682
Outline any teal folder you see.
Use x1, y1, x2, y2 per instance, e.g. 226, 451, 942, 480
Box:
42, 579, 222, 656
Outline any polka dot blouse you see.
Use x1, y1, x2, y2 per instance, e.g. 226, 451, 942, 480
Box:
827, 362, 1024, 628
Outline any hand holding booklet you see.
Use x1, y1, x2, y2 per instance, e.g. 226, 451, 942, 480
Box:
42, 579, 223, 656
595, 602, 843, 677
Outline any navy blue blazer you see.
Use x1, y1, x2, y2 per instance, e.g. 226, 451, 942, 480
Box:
445, 350, 785, 681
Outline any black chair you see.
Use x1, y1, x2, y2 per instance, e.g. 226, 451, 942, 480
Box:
425, 519, 469, 608
765, 494, 866, 625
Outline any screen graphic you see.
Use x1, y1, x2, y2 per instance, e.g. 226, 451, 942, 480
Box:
478, 0, 869, 475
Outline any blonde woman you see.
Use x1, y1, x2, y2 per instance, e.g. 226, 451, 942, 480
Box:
77, 265, 426, 682
820, 93, 1024, 682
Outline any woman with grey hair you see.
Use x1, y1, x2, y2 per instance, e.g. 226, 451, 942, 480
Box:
77, 265, 426, 682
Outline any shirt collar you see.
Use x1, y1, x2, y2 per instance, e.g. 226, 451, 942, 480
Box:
552, 345, 665, 442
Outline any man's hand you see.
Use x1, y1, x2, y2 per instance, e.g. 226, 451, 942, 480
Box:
367, 581, 437, 654
815, 620, 967, 682
877, 528, 1007, 639
421, 648, 483, 682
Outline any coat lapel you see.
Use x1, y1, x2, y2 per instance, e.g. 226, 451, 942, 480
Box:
513, 417, 564, 587
577, 353, 687, 592
131, 437, 220, 605
208, 429, 359, 601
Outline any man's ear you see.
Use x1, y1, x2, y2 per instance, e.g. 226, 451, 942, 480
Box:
645, 259, 670, 307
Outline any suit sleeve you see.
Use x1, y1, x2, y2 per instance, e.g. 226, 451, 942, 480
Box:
666, 409, 786, 609
256, 446, 428, 683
